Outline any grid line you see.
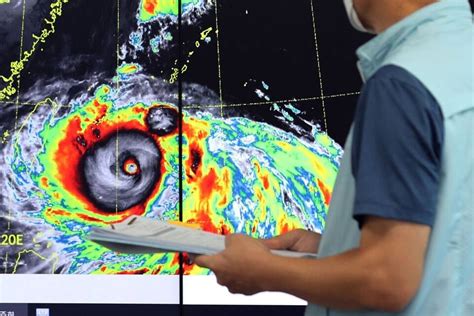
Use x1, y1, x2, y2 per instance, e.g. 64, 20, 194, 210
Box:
9, 0, 27, 231
213, 0, 224, 117
310, 0, 328, 133
184, 91, 361, 109
0, 91, 361, 111
115, 0, 121, 215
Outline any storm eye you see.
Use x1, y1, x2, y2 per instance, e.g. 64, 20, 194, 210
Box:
81, 130, 162, 212
123, 157, 140, 176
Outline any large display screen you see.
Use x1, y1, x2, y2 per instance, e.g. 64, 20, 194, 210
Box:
0, 0, 370, 308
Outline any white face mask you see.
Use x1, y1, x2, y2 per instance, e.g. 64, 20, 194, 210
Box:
343, 0, 374, 33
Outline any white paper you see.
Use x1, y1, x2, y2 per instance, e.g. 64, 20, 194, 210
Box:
89, 216, 317, 259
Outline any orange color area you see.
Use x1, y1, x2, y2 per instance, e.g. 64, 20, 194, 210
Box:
200, 168, 218, 201
280, 221, 290, 234
186, 203, 232, 235
278, 215, 299, 235
262, 175, 269, 190
101, 265, 162, 275
168, 221, 200, 229
123, 157, 140, 175
53, 102, 167, 222
77, 213, 102, 223
190, 167, 231, 230
117, 268, 150, 275
183, 117, 209, 177
144, 0, 157, 14
317, 178, 331, 206
40, 177, 49, 188
182, 116, 233, 235
254, 161, 270, 191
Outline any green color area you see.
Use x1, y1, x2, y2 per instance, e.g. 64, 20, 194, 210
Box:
138, 0, 201, 23
117, 63, 142, 75
26, 85, 181, 274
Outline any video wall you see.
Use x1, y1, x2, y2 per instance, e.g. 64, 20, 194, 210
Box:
0, 0, 370, 308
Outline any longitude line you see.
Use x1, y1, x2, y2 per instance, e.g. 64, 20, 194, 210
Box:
213, 0, 223, 117
115, 0, 120, 215
178, 0, 184, 313
4, 253, 8, 273
310, 0, 328, 133
8, 0, 27, 231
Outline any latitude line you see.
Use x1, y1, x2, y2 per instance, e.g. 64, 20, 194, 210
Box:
0, 91, 362, 111
183, 92, 361, 109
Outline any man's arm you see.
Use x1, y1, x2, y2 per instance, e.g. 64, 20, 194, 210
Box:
263, 216, 430, 311
196, 216, 430, 312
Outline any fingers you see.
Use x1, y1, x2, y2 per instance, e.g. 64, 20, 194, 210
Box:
194, 254, 217, 269
261, 236, 284, 249
261, 230, 300, 250
224, 233, 246, 247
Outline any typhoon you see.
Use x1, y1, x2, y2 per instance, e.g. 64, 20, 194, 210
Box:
0, 0, 342, 275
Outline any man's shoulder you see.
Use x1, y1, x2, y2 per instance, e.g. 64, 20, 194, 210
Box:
368, 65, 430, 95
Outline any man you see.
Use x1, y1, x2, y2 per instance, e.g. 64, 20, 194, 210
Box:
195, 0, 473, 314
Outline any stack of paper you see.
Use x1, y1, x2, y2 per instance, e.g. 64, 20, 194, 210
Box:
89, 215, 318, 258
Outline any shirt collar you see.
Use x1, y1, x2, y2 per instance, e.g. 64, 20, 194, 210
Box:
356, 0, 472, 81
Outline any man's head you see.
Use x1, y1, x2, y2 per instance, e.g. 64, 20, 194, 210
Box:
345, 0, 439, 33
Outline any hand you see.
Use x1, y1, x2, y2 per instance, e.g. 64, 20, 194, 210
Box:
194, 234, 274, 295
262, 229, 321, 254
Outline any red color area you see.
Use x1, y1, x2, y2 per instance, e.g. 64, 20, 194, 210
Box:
47, 208, 69, 217
52, 101, 170, 223
123, 157, 140, 175
219, 170, 230, 207
182, 118, 234, 235
40, 177, 49, 188
262, 175, 269, 190
200, 168, 218, 201
143, 0, 157, 14
100, 265, 162, 275
280, 222, 290, 234
190, 168, 232, 234
117, 268, 150, 275
317, 179, 331, 206
187, 146, 203, 178
77, 213, 102, 223
254, 161, 269, 190
183, 118, 208, 180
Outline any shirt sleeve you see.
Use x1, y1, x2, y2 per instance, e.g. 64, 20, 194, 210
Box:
351, 65, 444, 227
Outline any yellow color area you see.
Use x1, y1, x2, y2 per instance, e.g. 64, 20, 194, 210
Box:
140, 0, 178, 21
189, 164, 232, 212
252, 160, 301, 236
316, 133, 332, 147
0, 0, 11, 4
168, 221, 200, 229
277, 140, 330, 180
183, 161, 233, 233
12, 249, 59, 274
13, 98, 60, 148
0, 0, 69, 101
139, 0, 199, 22
117, 63, 141, 75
